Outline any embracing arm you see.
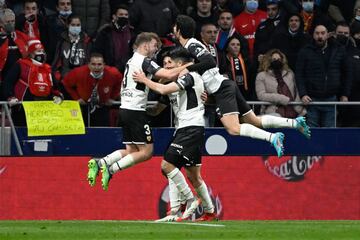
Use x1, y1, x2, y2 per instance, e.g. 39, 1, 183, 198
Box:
134, 71, 180, 95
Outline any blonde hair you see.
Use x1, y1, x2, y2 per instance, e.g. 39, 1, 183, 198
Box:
0, 8, 15, 25
258, 48, 291, 72
133, 32, 162, 50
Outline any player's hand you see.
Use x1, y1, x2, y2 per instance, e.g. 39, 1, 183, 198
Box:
201, 91, 208, 103
133, 71, 147, 83
301, 95, 312, 104
8, 97, 19, 107
78, 99, 87, 105
53, 96, 63, 105
179, 68, 189, 77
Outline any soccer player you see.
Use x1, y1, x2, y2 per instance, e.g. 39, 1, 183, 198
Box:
87, 32, 190, 190
171, 15, 311, 157
134, 47, 216, 221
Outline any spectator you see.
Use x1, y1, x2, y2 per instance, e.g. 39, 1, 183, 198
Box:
300, 0, 334, 34
93, 4, 134, 73
62, 53, 122, 127
0, 8, 29, 99
270, 13, 311, 71
15, 0, 48, 45
200, 23, 220, 65
351, 20, 360, 49
0, 0, 6, 10
174, 0, 193, 14
129, 0, 178, 37
3, 39, 63, 126
46, 0, 72, 64
254, 0, 283, 63
296, 25, 352, 127
219, 35, 251, 100
189, 0, 218, 39
216, 9, 249, 55
213, 0, 243, 17
334, 22, 360, 127
52, 14, 91, 80
256, 49, 305, 118
328, 0, 360, 24
233, 0, 267, 60
72, 0, 110, 38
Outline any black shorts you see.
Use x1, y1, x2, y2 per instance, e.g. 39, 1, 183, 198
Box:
213, 80, 252, 118
164, 126, 204, 169
119, 108, 153, 144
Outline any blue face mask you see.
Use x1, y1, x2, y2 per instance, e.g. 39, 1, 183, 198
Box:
246, 0, 259, 12
69, 26, 81, 35
355, 16, 360, 21
302, 2, 314, 13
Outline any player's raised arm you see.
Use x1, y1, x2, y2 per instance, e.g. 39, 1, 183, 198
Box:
133, 71, 180, 95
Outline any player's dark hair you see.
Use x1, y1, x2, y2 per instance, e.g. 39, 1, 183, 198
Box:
175, 15, 196, 39
168, 47, 193, 63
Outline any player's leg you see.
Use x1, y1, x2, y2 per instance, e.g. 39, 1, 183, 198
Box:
185, 166, 217, 221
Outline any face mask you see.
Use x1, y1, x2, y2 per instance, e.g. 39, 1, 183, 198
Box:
115, 17, 128, 29
270, 59, 283, 70
302, 2, 314, 13
246, 0, 258, 13
355, 16, 360, 21
337, 35, 349, 45
3, 23, 15, 33
34, 53, 46, 63
69, 26, 81, 35
90, 71, 104, 79
59, 10, 72, 18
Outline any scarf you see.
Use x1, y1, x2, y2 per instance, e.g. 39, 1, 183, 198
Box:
229, 53, 248, 90
274, 70, 297, 118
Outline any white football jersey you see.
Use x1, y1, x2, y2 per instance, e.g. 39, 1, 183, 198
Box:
167, 72, 205, 129
120, 52, 160, 111
185, 38, 226, 94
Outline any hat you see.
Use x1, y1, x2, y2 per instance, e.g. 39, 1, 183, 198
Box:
27, 39, 44, 54
266, 0, 279, 5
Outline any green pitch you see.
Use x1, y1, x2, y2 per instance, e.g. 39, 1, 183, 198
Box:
1, 220, 359, 240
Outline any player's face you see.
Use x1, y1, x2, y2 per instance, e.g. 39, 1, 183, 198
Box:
88, 57, 105, 74
218, 12, 232, 30
24, 2, 38, 16
163, 56, 175, 69
227, 38, 241, 56
146, 39, 159, 58
288, 15, 300, 32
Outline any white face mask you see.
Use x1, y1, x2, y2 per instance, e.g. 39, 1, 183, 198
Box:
59, 10, 72, 17
355, 16, 360, 21
302, 2, 314, 13
90, 71, 104, 79
69, 26, 81, 35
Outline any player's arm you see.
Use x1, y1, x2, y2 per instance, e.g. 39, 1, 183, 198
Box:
134, 71, 180, 95
154, 63, 192, 81
146, 101, 167, 116
186, 43, 217, 74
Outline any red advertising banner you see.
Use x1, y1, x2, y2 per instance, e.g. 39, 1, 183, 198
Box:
0, 156, 359, 220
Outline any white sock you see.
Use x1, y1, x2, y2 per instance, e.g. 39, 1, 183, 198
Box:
98, 150, 122, 167
167, 168, 194, 201
168, 178, 181, 213
109, 154, 135, 174
240, 123, 274, 143
195, 182, 214, 213
261, 115, 296, 128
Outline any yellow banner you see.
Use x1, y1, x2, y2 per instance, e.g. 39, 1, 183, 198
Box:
22, 101, 85, 137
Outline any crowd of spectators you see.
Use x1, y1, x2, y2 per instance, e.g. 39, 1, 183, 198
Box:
0, 0, 359, 127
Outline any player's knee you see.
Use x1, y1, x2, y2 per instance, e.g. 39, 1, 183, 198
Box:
225, 126, 240, 136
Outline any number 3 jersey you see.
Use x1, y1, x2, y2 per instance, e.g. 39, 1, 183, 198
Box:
120, 52, 161, 111
163, 72, 205, 129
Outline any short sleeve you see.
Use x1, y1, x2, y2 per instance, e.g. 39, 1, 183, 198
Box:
175, 73, 194, 90
142, 58, 161, 75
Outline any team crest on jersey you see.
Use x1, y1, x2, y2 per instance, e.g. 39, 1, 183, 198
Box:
147, 136, 152, 142
150, 61, 160, 69
103, 87, 110, 94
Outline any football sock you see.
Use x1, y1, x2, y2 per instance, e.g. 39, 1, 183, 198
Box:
168, 178, 181, 213
261, 115, 296, 128
167, 168, 194, 201
109, 154, 134, 174
240, 123, 274, 143
98, 150, 122, 168
195, 181, 214, 213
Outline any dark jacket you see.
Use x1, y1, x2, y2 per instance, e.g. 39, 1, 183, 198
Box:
129, 0, 179, 37
93, 23, 135, 72
295, 39, 352, 98
15, 13, 48, 46
46, 13, 68, 64
72, 0, 111, 37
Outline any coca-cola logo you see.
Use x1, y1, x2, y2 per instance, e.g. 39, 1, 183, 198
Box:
158, 184, 223, 220
263, 156, 323, 181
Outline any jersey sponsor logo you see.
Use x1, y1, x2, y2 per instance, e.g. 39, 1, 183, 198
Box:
170, 143, 183, 149
121, 89, 133, 98
241, 24, 248, 28
150, 61, 160, 69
